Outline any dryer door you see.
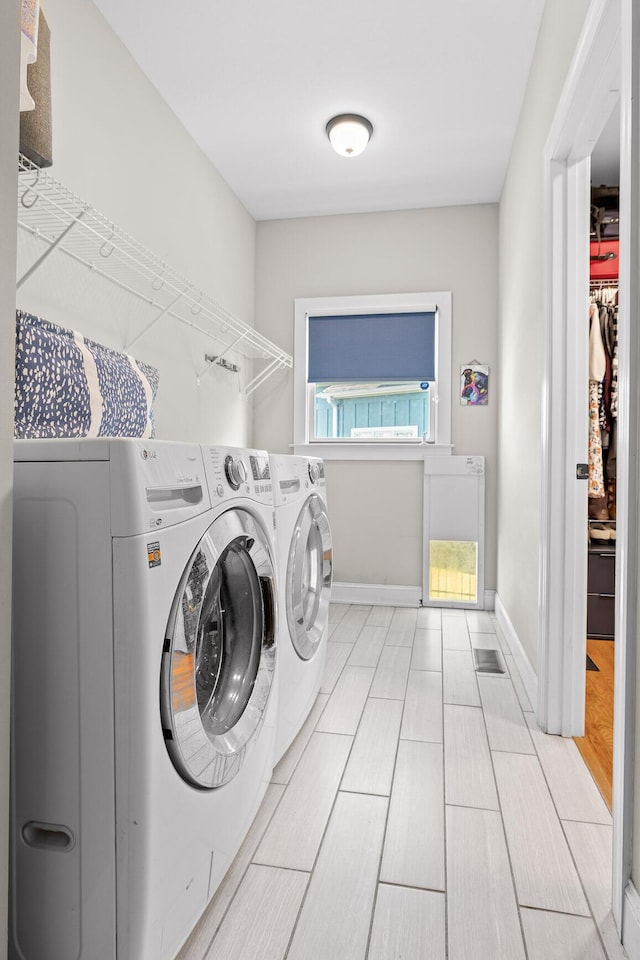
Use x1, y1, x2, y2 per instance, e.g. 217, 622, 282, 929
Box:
161, 508, 276, 789
286, 494, 332, 660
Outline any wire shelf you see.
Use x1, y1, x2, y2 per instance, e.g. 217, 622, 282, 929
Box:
16, 154, 292, 394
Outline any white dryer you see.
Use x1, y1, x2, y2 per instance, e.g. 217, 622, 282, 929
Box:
269, 454, 332, 763
11, 439, 278, 960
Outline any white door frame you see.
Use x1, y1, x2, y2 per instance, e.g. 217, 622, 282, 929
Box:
540, 0, 638, 932
540, 0, 621, 735
614, 0, 640, 934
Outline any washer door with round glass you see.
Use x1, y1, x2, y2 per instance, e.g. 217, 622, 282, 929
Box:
161, 508, 276, 790
286, 494, 332, 661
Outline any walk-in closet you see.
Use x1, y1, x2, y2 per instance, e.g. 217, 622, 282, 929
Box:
575, 120, 620, 809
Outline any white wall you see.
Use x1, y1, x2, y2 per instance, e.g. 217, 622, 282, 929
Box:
17, 0, 259, 446
497, 0, 591, 670
1, 4, 21, 957
253, 204, 499, 590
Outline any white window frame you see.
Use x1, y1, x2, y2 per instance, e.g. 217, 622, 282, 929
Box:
293, 291, 452, 461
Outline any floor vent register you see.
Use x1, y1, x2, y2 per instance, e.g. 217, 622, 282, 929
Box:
472, 648, 506, 675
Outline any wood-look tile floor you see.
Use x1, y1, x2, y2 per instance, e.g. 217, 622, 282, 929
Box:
178, 604, 627, 960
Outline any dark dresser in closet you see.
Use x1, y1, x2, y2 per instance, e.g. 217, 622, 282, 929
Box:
587, 542, 616, 639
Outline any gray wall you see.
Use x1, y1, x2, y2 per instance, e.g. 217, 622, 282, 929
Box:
1, 4, 20, 956
18, 0, 258, 446
5, 1, 264, 951
496, 0, 591, 671
253, 204, 499, 590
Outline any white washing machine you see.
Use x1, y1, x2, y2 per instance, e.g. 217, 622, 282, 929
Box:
269, 454, 332, 763
11, 438, 278, 960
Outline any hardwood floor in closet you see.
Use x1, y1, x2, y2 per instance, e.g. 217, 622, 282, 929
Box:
574, 639, 615, 810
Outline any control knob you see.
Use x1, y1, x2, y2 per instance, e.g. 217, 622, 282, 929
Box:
308, 461, 320, 484
225, 455, 247, 490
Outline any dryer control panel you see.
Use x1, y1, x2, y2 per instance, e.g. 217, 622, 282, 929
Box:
308, 457, 326, 486
202, 445, 274, 506
269, 454, 327, 507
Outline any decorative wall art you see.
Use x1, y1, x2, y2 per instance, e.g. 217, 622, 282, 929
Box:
460, 362, 489, 406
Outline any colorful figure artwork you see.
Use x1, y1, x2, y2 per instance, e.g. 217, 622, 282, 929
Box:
460, 364, 489, 406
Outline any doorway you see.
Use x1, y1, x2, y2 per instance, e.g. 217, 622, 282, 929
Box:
541, 0, 640, 937
574, 136, 620, 810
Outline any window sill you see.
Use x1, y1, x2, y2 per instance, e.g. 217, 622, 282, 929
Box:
292, 442, 454, 462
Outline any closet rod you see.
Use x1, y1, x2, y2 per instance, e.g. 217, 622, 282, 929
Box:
16, 154, 293, 392
19, 232, 234, 349
20, 211, 285, 359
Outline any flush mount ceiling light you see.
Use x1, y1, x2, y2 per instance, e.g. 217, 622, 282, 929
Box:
326, 114, 373, 157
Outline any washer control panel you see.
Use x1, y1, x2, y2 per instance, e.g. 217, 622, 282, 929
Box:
109, 439, 210, 536
202, 446, 273, 505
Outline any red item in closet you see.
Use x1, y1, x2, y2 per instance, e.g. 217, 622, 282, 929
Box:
590, 239, 619, 280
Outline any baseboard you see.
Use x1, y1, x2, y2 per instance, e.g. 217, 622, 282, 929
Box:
623, 881, 640, 960
331, 582, 495, 610
494, 593, 538, 711
331, 582, 421, 607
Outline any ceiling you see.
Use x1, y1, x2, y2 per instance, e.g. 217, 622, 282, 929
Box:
92, 0, 546, 222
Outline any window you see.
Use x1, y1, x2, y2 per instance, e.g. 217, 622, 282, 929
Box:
294, 292, 452, 457
314, 381, 430, 441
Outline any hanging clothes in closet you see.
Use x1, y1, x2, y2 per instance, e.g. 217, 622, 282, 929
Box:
588, 282, 618, 525
588, 184, 619, 535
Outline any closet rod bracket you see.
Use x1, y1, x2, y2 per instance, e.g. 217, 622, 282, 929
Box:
17, 210, 86, 290
245, 357, 285, 397
124, 291, 185, 352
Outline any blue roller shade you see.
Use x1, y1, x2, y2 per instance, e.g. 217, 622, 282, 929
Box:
308, 311, 436, 382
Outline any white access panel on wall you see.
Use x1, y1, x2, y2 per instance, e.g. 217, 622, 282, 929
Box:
422, 455, 485, 609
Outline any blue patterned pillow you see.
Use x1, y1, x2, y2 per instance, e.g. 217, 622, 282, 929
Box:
14, 311, 92, 438
15, 311, 159, 439
83, 336, 159, 438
